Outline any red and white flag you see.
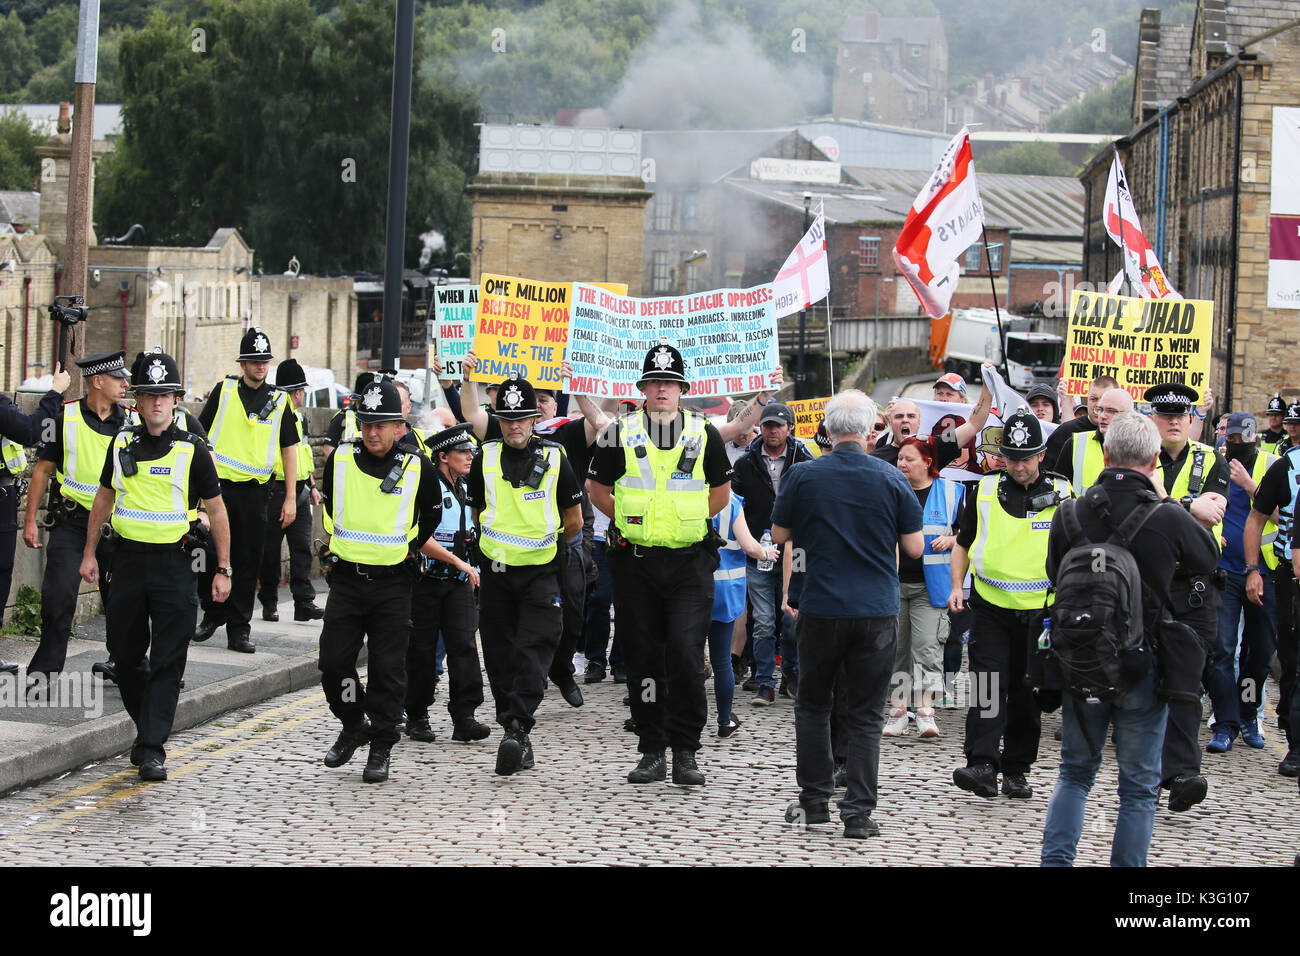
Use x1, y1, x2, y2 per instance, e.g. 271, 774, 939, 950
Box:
1103, 150, 1181, 299
772, 203, 830, 318
892, 127, 985, 319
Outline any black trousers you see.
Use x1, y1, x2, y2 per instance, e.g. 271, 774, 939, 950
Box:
29, 515, 113, 676
317, 564, 413, 747
406, 574, 482, 722
547, 539, 586, 688
258, 481, 315, 610
1160, 590, 1218, 783
106, 550, 199, 764
1275, 562, 1298, 749
609, 545, 715, 754
0, 481, 18, 615
199, 478, 269, 639
962, 594, 1042, 775
796, 614, 896, 820
478, 560, 563, 733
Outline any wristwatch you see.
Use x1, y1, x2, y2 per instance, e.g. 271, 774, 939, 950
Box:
1244, 564, 1261, 574
1179, 495, 1194, 512
215, 566, 233, 577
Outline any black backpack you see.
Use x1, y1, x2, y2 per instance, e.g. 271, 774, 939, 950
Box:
1048, 486, 1159, 703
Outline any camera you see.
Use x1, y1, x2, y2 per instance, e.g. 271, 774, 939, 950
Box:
48, 295, 88, 326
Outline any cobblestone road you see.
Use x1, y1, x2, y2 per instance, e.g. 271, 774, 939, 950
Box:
2, 669, 1295, 865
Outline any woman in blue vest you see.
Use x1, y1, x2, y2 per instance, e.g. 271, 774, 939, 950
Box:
710, 491, 776, 737
886, 437, 963, 739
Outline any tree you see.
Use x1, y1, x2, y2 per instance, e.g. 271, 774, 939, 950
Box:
1047, 74, 1134, 134
95, 0, 480, 275
978, 141, 1079, 177
0, 10, 41, 94
0, 105, 42, 189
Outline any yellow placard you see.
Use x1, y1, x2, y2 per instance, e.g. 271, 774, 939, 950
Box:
469, 273, 626, 388
1064, 291, 1213, 401
786, 396, 829, 439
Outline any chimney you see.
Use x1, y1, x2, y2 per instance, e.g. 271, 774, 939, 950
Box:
57, 101, 70, 134
864, 11, 880, 40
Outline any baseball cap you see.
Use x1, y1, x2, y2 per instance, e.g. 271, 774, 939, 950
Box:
1225, 412, 1257, 441
758, 403, 795, 426
933, 372, 967, 396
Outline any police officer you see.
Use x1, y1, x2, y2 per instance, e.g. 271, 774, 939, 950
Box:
1142, 381, 1229, 811
1276, 402, 1300, 456
1260, 394, 1286, 455
322, 372, 373, 459
23, 352, 130, 686
948, 411, 1072, 800
317, 378, 442, 784
123, 348, 207, 437
469, 375, 583, 776
258, 359, 322, 623
76, 351, 231, 781
586, 343, 733, 787
405, 422, 491, 744
193, 328, 299, 653
0, 363, 69, 676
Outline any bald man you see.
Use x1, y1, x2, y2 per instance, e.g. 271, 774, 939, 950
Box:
1058, 387, 1134, 495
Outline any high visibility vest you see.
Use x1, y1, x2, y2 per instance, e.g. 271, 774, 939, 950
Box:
108, 431, 199, 543
339, 408, 360, 443
1249, 450, 1281, 571
1068, 429, 1106, 496
1, 437, 25, 475
55, 401, 119, 510
1276, 446, 1300, 563
478, 440, 562, 567
1159, 440, 1223, 547
711, 491, 747, 622
322, 447, 421, 565
799, 438, 822, 459
208, 378, 288, 483
614, 410, 711, 549
428, 473, 475, 560
969, 473, 1072, 611
920, 477, 963, 607
273, 410, 314, 481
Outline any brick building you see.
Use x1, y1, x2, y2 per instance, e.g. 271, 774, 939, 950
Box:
832, 13, 948, 131
468, 125, 650, 293
1080, 0, 1300, 416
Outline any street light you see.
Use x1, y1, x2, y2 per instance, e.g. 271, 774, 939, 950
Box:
678, 249, 707, 295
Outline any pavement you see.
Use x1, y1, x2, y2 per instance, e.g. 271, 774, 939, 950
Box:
1, 640, 1296, 864
0, 583, 327, 795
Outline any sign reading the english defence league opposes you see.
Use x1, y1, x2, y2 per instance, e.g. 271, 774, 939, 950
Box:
1063, 290, 1213, 401
565, 283, 780, 398
786, 396, 829, 439
432, 284, 477, 381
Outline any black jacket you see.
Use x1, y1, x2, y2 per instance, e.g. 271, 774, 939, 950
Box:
731, 434, 814, 546
1047, 468, 1219, 638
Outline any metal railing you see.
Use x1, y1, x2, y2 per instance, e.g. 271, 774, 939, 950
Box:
357, 321, 428, 359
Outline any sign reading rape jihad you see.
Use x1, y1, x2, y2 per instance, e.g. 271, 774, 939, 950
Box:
1063, 290, 1213, 400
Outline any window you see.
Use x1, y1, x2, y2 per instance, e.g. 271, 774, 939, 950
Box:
681, 192, 699, 232
651, 251, 671, 293
963, 244, 983, 271
685, 260, 699, 293
987, 243, 1003, 272
912, 46, 922, 58
859, 236, 880, 268
653, 193, 673, 232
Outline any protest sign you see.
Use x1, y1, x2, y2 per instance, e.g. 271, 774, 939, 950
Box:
467, 274, 627, 386
787, 397, 829, 439
1062, 290, 1213, 401
565, 283, 780, 399
432, 284, 477, 381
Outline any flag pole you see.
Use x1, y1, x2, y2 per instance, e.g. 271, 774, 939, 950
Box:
825, 295, 834, 392
1113, 147, 1129, 296
980, 223, 1010, 384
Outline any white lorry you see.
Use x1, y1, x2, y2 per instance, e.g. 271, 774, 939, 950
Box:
941, 309, 1064, 390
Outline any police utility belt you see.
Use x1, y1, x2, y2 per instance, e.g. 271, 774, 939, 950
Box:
100, 516, 212, 555
334, 558, 414, 580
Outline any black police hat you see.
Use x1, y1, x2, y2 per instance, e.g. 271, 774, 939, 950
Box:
638, 341, 690, 392
426, 422, 476, 456
131, 351, 184, 395
814, 420, 832, 449
1267, 393, 1286, 415
238, 327, 273, 362
77, 350, 129, 379
997, 411, 1046, 460
495, 374, 540, 420
1286, 402, 1300, 425
1143, 381, 1198, 415
275, 359, 308, 391
354, 379, 404, 424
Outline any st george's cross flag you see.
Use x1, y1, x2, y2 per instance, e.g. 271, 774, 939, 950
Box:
1103, 150, 1180, 299
892, 127, 985, 319
772, 203, 830, 318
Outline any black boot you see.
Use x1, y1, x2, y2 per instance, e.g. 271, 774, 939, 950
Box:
261, 604, 278, 622
626, 750, 666, 783
91, 659, 118, 684
324, 724, 369, 767
953, 762, 998, 798
519, 735, 535, 770
672, 748, 704, 786
405, 716, 435, 743
495, 725, 527, 776
294, 603, 325, 621
193, 618, 220, 642
1001, 772, 1033, 799
451, 718, 491, 742
362, 745, 391, 783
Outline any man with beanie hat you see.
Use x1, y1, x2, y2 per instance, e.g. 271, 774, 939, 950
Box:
1026, 384, 1060, 424
193, 328, 300, 653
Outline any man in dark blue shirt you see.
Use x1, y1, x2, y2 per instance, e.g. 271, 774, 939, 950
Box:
772, 390, 923, 839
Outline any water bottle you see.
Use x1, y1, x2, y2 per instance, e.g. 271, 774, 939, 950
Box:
1038, 617, 1052, 650
757, 531, 775, 572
